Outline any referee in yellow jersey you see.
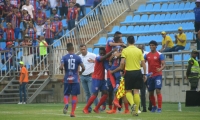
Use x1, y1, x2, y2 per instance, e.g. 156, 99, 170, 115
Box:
120, 36, 147, 116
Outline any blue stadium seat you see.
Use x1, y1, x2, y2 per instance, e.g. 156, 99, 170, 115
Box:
184, 2, 191, 11
161, 3, 168, 12
94, 37, 107, 46
129, 15, 140, 24
0, 62, 7, 71
79, 18, 88, 26
102, 0, 113, 6
172, 13, 182, 21
86, 7, 91, 15
148, 25, 155, 33
136, 36, 147, 44
152, 3, 160, 12
148, 14, 155, 23
133, 25, 144, 34
122, 37, 127, 44
120, 15, 133, 25
108, 26, 120, 35
138, 15, 148, 23
144, 4, 154, 12
145, 46, 150, 52
153, 24, 162, 33
134, 4, 146, 13
183, 12, 194, 21
3, 32, 6, 40
123, 26, 134, 35
17, 51, 23, 60
46, 10, 51, 18
148, 14, 160, 23
87, 48, 93, 53
168, 13, 176, 22
62, 19, 67, 28
119, 26, 127, 33
154, 14, 165, 22
160, 13, 171, 22
169, 33, 175, 41
18, 32, 22, 39
168, 3, 180, 12
189, 2, 195, 10
93, 48, 99, 55
174, 55, 181, 64
186, 32, 193, 41
143, 25, 150, 33
183, 54, 190, 64
0, 42, 6, 49
177, 3, 185, 11
57, 9, 60, 15
3, 22, 6, 28
20, 22, 24, 31
185, 43, 191, 50
53, 40, 61, 47
85, 0, 94, 7
163, 3, 174, 12
157, 45, 162, 50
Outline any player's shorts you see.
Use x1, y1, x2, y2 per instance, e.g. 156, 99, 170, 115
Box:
124, 70, 143, 90
147, 75, 162, 91
64, 83, 80, 95
104, 60, 110, 71
107, 78, 113, 92
92, 79, 107, 93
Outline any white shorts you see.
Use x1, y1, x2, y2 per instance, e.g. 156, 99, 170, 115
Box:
22, 54, 33, 66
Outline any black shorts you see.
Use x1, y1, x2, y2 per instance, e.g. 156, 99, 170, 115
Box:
124, 70, 143, 90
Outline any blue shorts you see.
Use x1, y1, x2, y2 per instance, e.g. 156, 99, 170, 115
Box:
147, 75, 162, 91
64, 83, 80, 95
114, 75, 120, 85
92, 79, 107, 94
107, 78, 113, 92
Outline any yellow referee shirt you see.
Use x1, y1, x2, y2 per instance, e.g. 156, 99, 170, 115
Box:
121, 45, 144, 70
176, 33, 187, 47
162, 35, 174, 48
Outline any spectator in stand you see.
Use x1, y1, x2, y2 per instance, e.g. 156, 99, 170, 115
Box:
49, 0, 58, 14
10, 0, 20, 8
25, 22, 37, 46
39, 0, 49, 12
3, 42, 13, 71
29, 0, 37, 11
53, 14, 63, 39
76, 0, 85, 19
50, 8, 57, 21
22, 0, 35, 19
67, 1, 78, 30
22, 8, 32, 30
20, 34, 33, 76
35, 7, 46, 36
160, 31, 174, 52
169, 27, 187, 52
43, 19, 55, 46
4, 23, 15, 43
38, 35, 48, 76
0, 24, 3, 40
3, 0, 14, 22
11, 6, 21, 41
0, 2, 3, 22
194, 0, 200, 50
93, 0, 101, 8
18, 61, 29, 104
19, 0, 25, 10
59, 0, 69, 20
74, 3, 81, 20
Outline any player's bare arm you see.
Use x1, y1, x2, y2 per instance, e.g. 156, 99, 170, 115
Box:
141, 60, 147, 82
79, 63, 85, 75
109, 42, 124, 47
59, 63, 64, 73
156, 60, 166, 72
119, 58, 125, 71
99, 48, 117, 61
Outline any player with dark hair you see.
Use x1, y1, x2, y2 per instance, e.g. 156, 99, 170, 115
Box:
60, 43, 85, 117
83, 47, 117, 114
144, 40, 165, 113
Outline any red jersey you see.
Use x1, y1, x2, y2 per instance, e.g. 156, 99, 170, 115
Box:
105, 39, 114, 54
92, 56, 105, 80
4, 28, 15, 41
35, 12, 46, 25
11, 12, 21, 29
44, 24, 55, 39
3, 4, 14, 22
67, 7, 78, 20
144, 51, 165, 77
52, 21, 62, 32
27, 28, 37, 40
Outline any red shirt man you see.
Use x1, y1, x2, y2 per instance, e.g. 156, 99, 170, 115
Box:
4, 23, 15, 41
35, 8, 46, 25
11, 7, 21, 29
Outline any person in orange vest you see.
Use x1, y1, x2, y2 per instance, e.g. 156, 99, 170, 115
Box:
18, 61, 29, 104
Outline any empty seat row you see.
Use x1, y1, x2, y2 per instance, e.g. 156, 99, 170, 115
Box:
134, 2, 195, 14
94, 37, 129, 47
121, 12, 194, 25
147, 0, 181, 4
108, 23, 194, 35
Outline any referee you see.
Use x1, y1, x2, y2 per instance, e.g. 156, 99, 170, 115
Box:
120, 36, 147, 116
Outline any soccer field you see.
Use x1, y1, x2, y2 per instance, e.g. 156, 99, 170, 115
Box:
0, 103, 199, 120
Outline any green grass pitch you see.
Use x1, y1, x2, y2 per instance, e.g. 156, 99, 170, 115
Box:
0, 103, 200, 120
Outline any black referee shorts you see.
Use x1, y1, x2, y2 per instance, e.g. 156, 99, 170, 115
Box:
124, 70, 143, 90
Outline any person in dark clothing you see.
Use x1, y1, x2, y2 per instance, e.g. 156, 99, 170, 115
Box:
194, 0, 200, 50
186, 50, 200, 90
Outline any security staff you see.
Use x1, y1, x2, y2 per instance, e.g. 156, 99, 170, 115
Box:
186, 50, 200, 90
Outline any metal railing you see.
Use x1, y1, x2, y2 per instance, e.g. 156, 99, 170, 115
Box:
52, 0, 138, 75
162, 51, 194, 87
